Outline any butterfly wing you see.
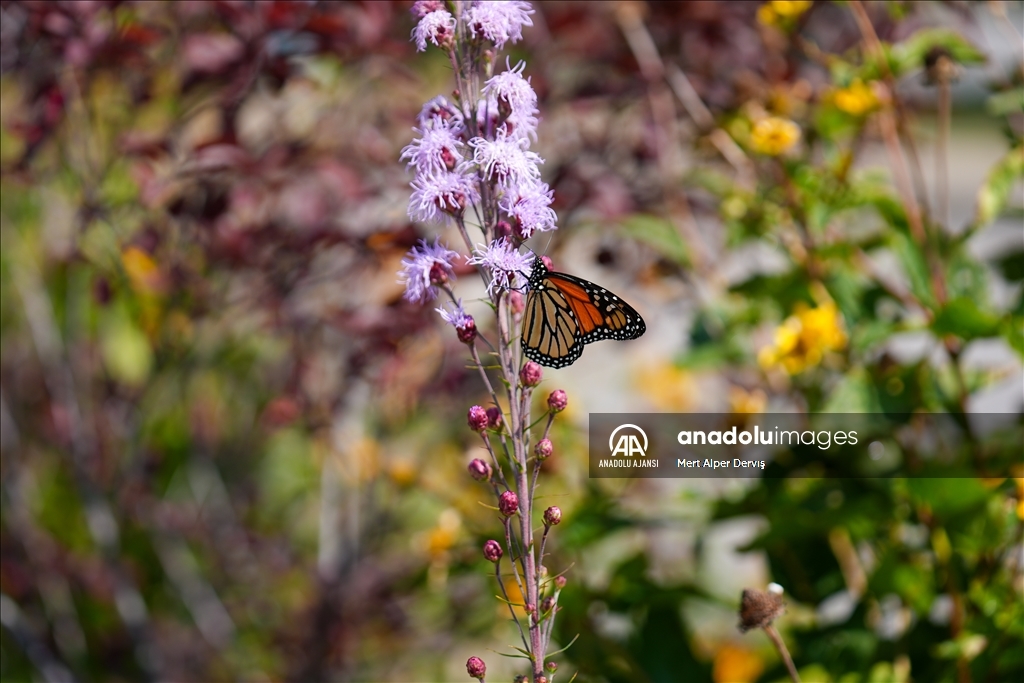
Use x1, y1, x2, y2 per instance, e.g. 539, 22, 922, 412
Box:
520, 258, 645, 368
521, 283, 584, 368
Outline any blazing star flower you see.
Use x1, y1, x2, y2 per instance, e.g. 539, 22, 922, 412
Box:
412, 9, 456, 52
500, 180, 557, 238
410, 0, 445, 19
467, 237, 533, 295
398, 237, 461, 304
408, 170, 480, 223
465, 0, 534, 50
401, 118, 466, 174
484, 60, 538, 115
418, 95, 465, 132
437, 298, 472, 327
468, 130, 543, 193
483, 60, 540, 140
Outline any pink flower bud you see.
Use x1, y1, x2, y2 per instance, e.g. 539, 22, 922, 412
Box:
536, 676, 548, 683
524, 602, 535, 614
535, 438, 553, 460
498, 490, 519, 517
555, 576, 567, 589
547, 390, 567, 413
468, 458, 491, 481
520, 361, 542, 387
456, 316, 477, 344
429, 261, 449, 287
543, 506, 562, 526
541, 596, 555, 613
467, 405, 488, 431
486, 406, 503, 430
508, 290, 525, 315
546, 661, 558, 673
483, 539, 503, 562
466, 656, 487, 680
494, 220, 512, 240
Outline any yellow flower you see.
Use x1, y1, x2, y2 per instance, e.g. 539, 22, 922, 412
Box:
759, 300, 847, 374
834, 79, 879, 116
757, 1, 813, 26
770, 0, 813, 17
637, 362, 694, 411
730, 386, 767, 415
713, 642, 765, 683
750, 116, 801, 156
122, 246, 166, 293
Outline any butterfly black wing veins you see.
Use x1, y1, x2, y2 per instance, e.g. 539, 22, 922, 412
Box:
521, 258, 645, 368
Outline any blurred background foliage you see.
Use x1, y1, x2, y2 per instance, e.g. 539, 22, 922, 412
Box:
0, 1, 1022, 682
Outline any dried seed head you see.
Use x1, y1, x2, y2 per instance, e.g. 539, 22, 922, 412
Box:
738, 587, 785, 632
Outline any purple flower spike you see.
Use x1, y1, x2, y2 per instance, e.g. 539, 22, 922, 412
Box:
467, 238, 533, 296
398, 238, 460, 304
408, 170, 479, 224
465, 1, 535, 50
412, 9, 456, 52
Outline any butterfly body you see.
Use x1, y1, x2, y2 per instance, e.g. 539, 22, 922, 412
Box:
521, 258, 646, 368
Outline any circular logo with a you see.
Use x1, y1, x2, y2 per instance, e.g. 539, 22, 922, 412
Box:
609, 424, 648, 457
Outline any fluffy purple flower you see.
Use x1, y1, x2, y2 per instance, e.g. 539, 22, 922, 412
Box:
467, 238, 534, 296
412, 9, 456, 52
500, 181, 557, 238
468, 130, 543, 193
410, 0, 444, 19
397, 237, 460, 303
418, 95, 465, 132
465, 1, 534, 49
437, 299, 477, 343
401, 118, 465, 174
484, 60, 537, 114
409, 170, 479, 223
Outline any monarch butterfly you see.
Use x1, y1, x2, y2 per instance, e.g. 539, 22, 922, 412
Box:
521, 257, 646, 368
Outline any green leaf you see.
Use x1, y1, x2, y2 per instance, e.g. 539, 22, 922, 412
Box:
974, 145, 1024, 228
931, 297, 1001, 339
888, 232, 934, 309
619, 214, 689, 266
1002, 316, 1024, 357
906, 479, 989, 517
890, 28, 986, 77
987, 87, 1024, 117
822, 367, 883, 413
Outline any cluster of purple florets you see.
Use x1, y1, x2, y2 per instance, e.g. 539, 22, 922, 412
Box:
398, 1, 558, 312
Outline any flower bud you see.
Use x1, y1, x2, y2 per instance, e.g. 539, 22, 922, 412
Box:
482, 539, 503, 562
543, 506, 562, 526
411, 0, 444, 19
555, 576, 567, 589
514, 676, 528, 683
520, 361, 542, 387
541, 596, 555, 613
456, 316, 477, 344
498, 490, 519, 517
536, 676, 548, 683
466, 656, 486, 680
534, 438, 553, 460
547, 390, 567, 413
429, 261, 450, 287
467, 405, 488, 432
508, 290, 525, 315
468, 458, 491, 481
485, 406, 503, 430
546, 661, 558, 673
494, 220, 512, 241
524, 602, 535, 615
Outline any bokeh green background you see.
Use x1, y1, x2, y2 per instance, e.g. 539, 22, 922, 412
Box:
1, 2, 1021, 682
